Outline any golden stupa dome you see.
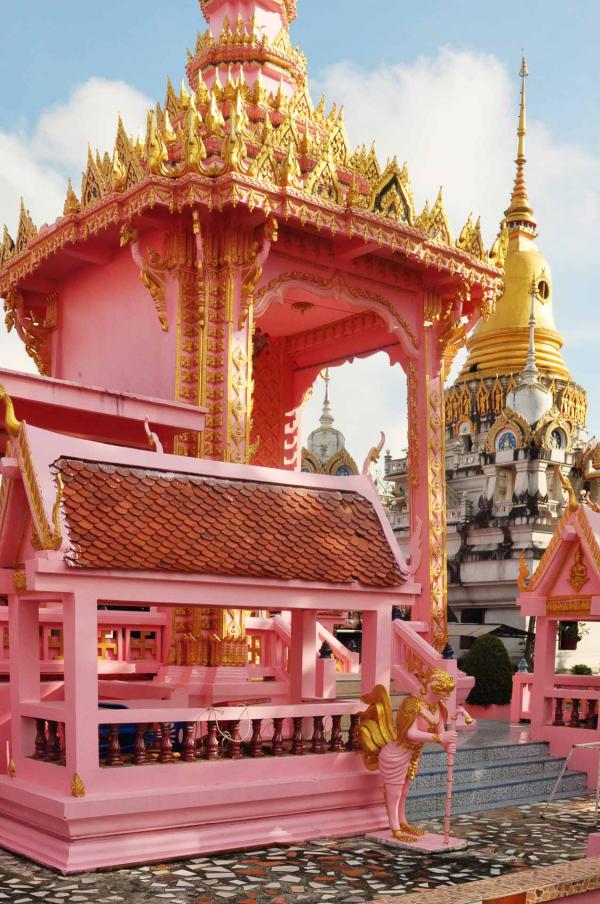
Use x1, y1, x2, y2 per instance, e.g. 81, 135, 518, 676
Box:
458, 57, 570, 383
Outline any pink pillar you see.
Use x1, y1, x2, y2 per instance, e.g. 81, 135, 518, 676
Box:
530, 617, 556, 732
361, 608, 391, 695
289, 610, 317, 703
63, 593, 99, 784
8, 595, 40, 764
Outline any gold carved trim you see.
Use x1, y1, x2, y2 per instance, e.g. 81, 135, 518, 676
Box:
71, 773, 86, 797
255, 271, 419, 349
568, 546, 589, 593
17, 429, 63, 551
547, 596, 591, 616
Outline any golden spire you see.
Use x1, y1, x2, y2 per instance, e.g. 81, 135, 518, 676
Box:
505, 54, 536, 233
454, 57, 570, 384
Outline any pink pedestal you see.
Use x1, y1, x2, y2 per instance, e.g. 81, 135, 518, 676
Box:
366, 828, 468, 852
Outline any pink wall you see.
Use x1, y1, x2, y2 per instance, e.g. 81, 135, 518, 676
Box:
55, 232, 177, 400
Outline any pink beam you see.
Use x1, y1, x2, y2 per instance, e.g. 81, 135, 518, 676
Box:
0, 368, 206, 453
28, 564, 413, 611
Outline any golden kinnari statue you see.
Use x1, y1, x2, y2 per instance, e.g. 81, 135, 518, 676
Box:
359, 669, 459, 841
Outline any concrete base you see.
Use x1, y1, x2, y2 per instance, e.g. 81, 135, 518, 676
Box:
367, 828, 468, 852
0, 762, 388, 873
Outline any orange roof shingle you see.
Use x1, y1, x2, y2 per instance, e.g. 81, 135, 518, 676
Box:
55, 459, 404, 588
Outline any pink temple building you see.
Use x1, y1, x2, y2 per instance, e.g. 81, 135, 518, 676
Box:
0, 0, 502, 871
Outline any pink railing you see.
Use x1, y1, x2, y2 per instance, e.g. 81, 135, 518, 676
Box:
513, 673, 600, 732
0, 607, 166, 673
25, 701, 363, 768
246, 614, 359, 675
94, 701, 362, 767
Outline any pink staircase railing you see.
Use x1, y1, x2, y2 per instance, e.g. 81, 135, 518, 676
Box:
246, 614, 360, 675
391, 619, 474, 710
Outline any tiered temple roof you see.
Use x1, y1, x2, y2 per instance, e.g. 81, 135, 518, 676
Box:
0, 0, 501, 313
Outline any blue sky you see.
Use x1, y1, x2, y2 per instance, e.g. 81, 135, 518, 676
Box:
1, 1, 599, 461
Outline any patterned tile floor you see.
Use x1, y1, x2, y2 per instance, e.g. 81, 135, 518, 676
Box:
0, 795, 596, 903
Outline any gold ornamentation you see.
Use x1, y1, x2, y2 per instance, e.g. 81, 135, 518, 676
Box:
533, 410, 572, 451
517, 550, 530, 591
407, 362, 419, 487
416, 188, 452, 244
547, 596, 592, 616
362, 432, 385, 476
7, 758, 16, 779
489, 219, 509, 269
71, 773, 86, 798
15, 199, 37, 253
4, 291, 59, 376
456, 213, 486, 261
255, 271, 419, 349
427, 382, 448, 651
369, 158, 415, 225
476, 379, 490, 416
13, 570, 26, 592
18, 428, 63, 551
569, 547, 589, 593
0, 384, 22, 437
485, 409, 532, 453
63, 179, 81, 216
81, 146, 107, 209
558, 469, 578, 512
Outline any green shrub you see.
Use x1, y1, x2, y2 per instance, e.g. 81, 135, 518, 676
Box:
463, 634, 513, 706
570, 663, 593, 675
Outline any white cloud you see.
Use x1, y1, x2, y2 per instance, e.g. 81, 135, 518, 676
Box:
0, 77, 152, 374
0, 77, 151, 234
32, 78, 151, 175
299, 48, 600, 452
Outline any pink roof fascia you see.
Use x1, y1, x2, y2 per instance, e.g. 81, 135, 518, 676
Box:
18, 559, 413, 610
0, 368, 207, 443
517, 504, 600, 615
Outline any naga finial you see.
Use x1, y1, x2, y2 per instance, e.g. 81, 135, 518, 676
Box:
0, 385, 21, 437
558, 469, 578, 512
362, 431, 385, 476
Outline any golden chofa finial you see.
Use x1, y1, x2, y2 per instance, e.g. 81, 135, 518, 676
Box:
0, 385, 22, 437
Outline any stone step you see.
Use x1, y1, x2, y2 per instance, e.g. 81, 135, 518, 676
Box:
422, 740, 551, 768
406, 767, 588, 820
412, 754, 574, 793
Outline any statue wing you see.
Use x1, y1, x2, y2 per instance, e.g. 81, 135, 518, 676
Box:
395, 695, 422, 746
358, 684, 397, 771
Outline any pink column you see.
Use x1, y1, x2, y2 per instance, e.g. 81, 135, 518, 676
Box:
8, 595, 40, 763
361, 608, 391, 695
289, 610, 317, 702
63, 592, 99, 786
530, 617, 556, 733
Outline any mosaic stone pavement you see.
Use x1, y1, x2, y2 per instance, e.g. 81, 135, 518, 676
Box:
0, 795, 595, 903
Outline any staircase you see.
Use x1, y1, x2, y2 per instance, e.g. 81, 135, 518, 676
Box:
406, 740, 588, 820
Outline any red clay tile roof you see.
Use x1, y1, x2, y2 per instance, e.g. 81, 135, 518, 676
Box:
55, 459, 404, 587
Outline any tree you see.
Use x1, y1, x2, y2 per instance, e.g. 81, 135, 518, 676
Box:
463, 634, 513, 706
